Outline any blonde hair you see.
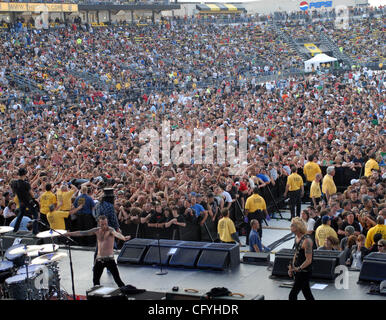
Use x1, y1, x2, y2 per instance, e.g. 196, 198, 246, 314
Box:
291, 217, 307, 235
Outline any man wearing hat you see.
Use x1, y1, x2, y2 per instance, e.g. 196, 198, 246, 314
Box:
315, 215, 338, 248
94, 188, 121, 233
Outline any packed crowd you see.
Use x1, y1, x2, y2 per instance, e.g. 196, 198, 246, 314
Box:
0, 13, 385, 270
326, 16, 385, 65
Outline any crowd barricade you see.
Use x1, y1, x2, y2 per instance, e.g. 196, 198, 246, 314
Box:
118, 166, 364, 242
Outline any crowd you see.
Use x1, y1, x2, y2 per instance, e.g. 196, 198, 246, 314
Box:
0, 13, 385, 272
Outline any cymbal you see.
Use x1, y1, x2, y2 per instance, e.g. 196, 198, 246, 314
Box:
31, 252, 67, 265
0, 226, 14, 234
7, 244, 59, 256
36, 229, 67, 239
7, 245, 42, 256
36, 244, 59, 254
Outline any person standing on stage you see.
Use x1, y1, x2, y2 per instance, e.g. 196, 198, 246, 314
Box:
322, 166, 337, 204
65, 215, 131, 288
244, 187, 268, 244
310, 173, 323, 208
284, 166, 304, 219
303, 155, 321, 203
288, 217, 315, 301
10, 167, 40, 234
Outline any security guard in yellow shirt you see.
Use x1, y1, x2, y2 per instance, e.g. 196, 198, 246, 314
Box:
284, 166, 304, 219
303, 155, 321, 202
310, 173, 323, 208
244, 187, 268, 244
364, 153, 379, 177
217, 208, 241, 246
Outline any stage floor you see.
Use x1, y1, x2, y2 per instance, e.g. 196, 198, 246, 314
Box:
55, 209, 385, 300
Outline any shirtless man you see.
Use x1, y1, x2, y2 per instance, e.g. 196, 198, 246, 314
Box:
65, 215, 131, 288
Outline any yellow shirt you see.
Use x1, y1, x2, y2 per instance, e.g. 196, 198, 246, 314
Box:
47, 210, 70, 230
303, 161, 322, 182
245, 194, 267, 212
286, 173, 303, 191
217, 217, 236, 243
322, 174, 337, 196
39, 191, 57, 215
56, 189, 75, 211
315, 224, 338, 247
310, 180, 322, 198
364, 158, 379, 177
365, 224, 386, 248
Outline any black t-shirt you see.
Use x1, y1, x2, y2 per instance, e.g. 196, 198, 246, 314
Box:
11, 179, 32, 205
149, 211, 166, 224
339, 221, 361, 233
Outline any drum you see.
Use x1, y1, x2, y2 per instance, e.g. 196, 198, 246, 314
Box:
0, 261, 14, 283
5, 273, 41, 300
5, 244, 28, 267
17, 264, 54, 289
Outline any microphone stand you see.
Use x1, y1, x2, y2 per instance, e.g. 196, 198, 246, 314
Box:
35, 220, 78, 300
155, 233, 167, 276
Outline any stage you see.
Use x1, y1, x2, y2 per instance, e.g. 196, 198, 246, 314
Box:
54, 213, 384, 300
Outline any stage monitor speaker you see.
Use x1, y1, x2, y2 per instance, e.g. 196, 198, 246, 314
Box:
169, 241, 208, 268
312, 255, 338, 280
117, 238, 155, 264
86, 286, 127, 300
242, 252, 270, 266
197, 243, 240, 270
272, 249, 342, 279
165, 289, 264, 300
359, 252, 386, 282
196, 250, 230, 270
272, 249, 294, 277
143, 246, 173, 265
313, 250, 346, 267
169, 248, 201, 268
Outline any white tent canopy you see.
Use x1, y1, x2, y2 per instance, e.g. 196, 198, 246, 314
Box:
304, 53, 337, 72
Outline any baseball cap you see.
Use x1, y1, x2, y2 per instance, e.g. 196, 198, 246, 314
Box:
322, 215, 331, 224
350, 179, 359, 185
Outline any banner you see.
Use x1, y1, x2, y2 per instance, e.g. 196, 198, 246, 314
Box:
304, 43, 322, 56
0, 3, 78, 12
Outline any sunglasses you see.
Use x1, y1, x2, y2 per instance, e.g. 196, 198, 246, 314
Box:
379, 245, 384, 247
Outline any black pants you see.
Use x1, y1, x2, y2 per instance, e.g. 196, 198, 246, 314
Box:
13, 203, 39, 234
304, 181, 312, 203
311, 197, 322, 208
245, 211, 263, 245
93, 258, 125, 288
288, 190, 302, 218
289, 271, 315, 301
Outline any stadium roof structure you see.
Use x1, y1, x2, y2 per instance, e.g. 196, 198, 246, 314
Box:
196, 3, 246, 14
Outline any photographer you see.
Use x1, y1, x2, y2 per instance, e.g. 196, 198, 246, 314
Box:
10, 168, 39, 234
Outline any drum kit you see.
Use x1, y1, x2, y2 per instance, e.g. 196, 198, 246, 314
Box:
0, 226, 69, 300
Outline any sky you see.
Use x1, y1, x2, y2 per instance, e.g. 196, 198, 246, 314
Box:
178, 0, 386, 4
368, 0, 386, 5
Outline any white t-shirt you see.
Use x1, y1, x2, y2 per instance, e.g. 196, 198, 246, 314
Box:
3, 206, 16, 219
306, 218, 316, 232
222, 191, 233, 204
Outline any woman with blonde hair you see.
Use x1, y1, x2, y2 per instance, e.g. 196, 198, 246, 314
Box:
288, 217, 315, 300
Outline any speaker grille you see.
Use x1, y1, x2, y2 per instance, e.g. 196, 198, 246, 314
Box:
197, 250, 229, 270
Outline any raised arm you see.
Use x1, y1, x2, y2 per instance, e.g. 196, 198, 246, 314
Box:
65, 228, 99, 237
112, 229, 131, 242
